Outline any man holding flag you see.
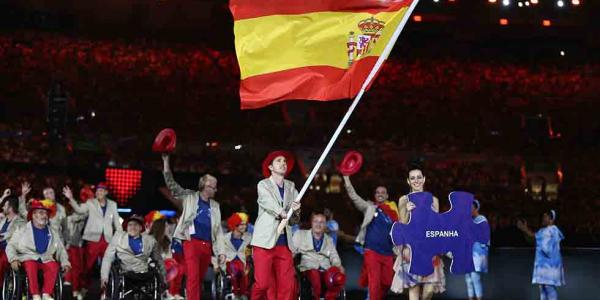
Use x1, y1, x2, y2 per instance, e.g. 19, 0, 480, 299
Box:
230, 0, 420, 298
250, 151, 301, 300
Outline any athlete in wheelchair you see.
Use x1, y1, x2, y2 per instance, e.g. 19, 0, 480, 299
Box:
4, 199, 70, 300
100, 214, 167, 299
293, 212, 346, 300
212, 212, 252, 300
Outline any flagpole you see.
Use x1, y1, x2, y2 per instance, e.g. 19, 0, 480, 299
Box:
277, 0, 421, 234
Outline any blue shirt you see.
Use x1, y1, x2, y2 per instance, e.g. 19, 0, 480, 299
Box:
278, 185, 285, 201
128, 235, 144, 256
0, 220, 11, 250
191, 197, 212, 241
231, 236, 243, 251
101, 204, 107, 216
275, 183, 288, 246
276, 233, 288, 246
364, 207, 394, 256
171, 239, 183, 254
313, 236, 324, 252
32, 225, 51, 254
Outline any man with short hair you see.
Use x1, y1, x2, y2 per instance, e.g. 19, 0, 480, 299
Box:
0, 189, 26, 284
162, 153, 225, 300
63, 183, 121, 290
344, 176, 398, 300
293, 212, 345, 300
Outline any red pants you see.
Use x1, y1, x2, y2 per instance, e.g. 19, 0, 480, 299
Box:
23, 260, 59, 296
304, 267, 345, 300
168, 252, 186, 296
226, 259, 249, 296
183, 239, 212, 300
65, 246, 84, 292
251, 245, 296, 300
361, 250, 393, 300
0, 251, 9, 284
84, 237, 108, 288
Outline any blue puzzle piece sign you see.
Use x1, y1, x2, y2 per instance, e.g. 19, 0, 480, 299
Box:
390, 191, 490, 276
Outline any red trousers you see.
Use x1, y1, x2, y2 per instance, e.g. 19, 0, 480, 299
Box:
23, 260, 59, 296
361, 250, 393, 300
65, 246, 84, 292
183, 239, 212, 300
304, 267, 345, 300
0, 251, 9, 284
226, 259, 250, 297
168, 252, 186, 296
84, 237, 108, 288
251, 245, 296, 300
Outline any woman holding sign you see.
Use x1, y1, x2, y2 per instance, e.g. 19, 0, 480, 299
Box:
392, 164, 446, 300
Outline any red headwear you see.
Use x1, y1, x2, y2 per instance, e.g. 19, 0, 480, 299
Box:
144, 210, 166, 227
28, 199, 57, 221
79, 186, 94, 202
96, 182, 110, 191
339, 151, 363, 176
152, 128, 177, 153
227, 212, 249, 231
262, 150, 295, 178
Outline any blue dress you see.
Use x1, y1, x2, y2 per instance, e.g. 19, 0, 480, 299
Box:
532, 225, 565, 286
472, 215, 489, 273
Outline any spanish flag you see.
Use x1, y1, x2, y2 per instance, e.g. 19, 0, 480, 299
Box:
230, 0, 418, 109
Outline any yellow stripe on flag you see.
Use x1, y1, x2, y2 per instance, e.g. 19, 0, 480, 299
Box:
234, 8, 409, 80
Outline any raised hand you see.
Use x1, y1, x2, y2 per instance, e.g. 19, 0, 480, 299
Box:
62, 186, 74, 200
21, 182, 31, 196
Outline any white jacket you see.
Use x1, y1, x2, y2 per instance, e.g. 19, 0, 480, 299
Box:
292, 229, 341, 272
100, 232, 166, 282
5, 222, 70, 269
163, 171, 224, 256
68, 198, 121, 242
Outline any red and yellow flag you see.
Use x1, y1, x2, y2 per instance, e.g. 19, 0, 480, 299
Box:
230, 0, 417, 109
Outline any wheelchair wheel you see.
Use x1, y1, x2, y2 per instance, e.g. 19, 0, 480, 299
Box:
211, 269, 227, 300
53, 272, 63, 300
148, 269, 161, 300
2, 269, 23, 300
105, 265, 123, 300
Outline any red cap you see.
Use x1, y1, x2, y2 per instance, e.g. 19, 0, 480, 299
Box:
262, 150, 294, 178
339, 151, 363, 176
152, 128, 177, 153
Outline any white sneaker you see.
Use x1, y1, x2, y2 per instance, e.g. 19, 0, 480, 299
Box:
174, 295, 184, 300
32, 295, 41, 300
73, 291, 83, 300
42, 294, 54, 300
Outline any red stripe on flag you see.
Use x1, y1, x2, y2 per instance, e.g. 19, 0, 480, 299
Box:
240, 56, 381, 109
230, 0, 411, 21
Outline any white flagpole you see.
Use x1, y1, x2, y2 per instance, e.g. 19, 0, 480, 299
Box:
277, 0, 421, 234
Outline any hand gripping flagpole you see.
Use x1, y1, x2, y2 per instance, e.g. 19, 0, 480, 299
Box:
277, 0, 421, 234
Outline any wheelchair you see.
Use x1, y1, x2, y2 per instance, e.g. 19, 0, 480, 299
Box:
2, 267, 63, 300
207, 256, 253, 300
104, 259, 163, 300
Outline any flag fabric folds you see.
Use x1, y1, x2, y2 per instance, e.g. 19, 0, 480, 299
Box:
230, 0, 417, 109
